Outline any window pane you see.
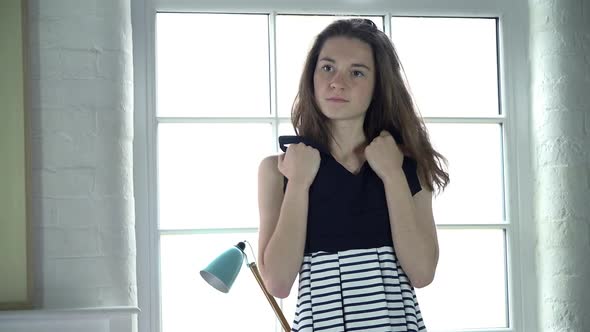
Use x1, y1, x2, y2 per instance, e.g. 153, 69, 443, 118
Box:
416, 229, 508, 329
391, 17, 499, 117
428, 123, 504, 224
278, 121, 296, 137
161, 233, 277, 332
157, 13, 270, 117
276, 15, 383, 117
277, 121, 297, 151
158, 123, 274, 229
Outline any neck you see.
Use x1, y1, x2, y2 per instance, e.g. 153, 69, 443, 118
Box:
329, 120, 367, 161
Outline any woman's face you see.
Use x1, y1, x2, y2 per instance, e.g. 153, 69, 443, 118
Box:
313, 36, 376, 122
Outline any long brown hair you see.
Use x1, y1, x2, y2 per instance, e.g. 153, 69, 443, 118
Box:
291, 18, 449, 193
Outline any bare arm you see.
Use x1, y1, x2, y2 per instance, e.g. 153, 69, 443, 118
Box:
382, 171, 439, 288
257, 155, 311, 298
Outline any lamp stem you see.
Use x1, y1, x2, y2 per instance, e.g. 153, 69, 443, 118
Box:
247, 262, 291, 332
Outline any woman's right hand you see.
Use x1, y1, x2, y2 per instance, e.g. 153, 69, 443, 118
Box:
278, 143, 321, 188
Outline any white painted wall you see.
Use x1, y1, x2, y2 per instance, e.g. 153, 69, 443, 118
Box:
26, 0, 136, 309
529, 0, 590, 331
0, 0, 138, 330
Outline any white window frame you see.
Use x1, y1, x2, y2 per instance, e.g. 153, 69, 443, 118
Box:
132, 0, 535, 331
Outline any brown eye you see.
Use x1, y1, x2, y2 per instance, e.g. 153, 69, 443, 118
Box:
321, 65, 334, 72
352, 70, 365, 78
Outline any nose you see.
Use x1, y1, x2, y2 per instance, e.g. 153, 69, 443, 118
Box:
329, 71, 348, 90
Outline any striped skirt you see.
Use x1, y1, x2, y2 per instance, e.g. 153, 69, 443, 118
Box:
291, 246, 427, 332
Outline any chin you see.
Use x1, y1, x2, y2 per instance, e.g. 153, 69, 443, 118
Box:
320, 108, 365, 121
324, 114, 365, 122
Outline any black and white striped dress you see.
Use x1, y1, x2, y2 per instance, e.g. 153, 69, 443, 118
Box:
280, 135, 427, 332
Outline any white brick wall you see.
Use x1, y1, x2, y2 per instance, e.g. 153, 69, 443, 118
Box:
529, 0, 590, 331
27, 0, 136, 310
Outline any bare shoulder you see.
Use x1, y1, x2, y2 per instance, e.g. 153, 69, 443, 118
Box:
258, 154, 284, 194
413, 177, 434, 224
259, 154, 278, 170
258, 155, 285, 237
413, 176, 433, 208
259, 154, 282, 179
413, 188, 432, 205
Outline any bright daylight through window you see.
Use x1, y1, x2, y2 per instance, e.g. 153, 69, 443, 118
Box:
155, 12, 506, 332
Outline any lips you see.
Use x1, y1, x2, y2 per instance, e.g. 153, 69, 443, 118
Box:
326, 97, 349, 102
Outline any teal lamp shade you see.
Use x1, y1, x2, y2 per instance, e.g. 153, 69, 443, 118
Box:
199, 241, 292, 331
200, 243, 246, 293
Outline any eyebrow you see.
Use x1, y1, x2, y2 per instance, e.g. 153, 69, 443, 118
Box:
318, 57, 372, 71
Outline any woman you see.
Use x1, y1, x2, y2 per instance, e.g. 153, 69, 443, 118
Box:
258, 18, 449, 331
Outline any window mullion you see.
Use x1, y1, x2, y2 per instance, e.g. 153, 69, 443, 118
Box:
384, 13, 392, 38
270, 12, 280, 153
160, 227, 259, 235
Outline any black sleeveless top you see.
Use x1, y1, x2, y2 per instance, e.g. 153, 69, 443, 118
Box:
279, 134, 422, 254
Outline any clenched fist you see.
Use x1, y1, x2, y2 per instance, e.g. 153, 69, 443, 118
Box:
365, 130, 404, 181
278, 143, 321, 188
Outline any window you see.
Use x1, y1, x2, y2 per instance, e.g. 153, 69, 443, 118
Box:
134, 1, 532, 331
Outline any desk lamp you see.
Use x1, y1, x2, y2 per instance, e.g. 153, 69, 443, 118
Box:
200, 241, 291, 331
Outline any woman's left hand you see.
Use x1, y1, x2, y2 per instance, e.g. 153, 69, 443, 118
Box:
365, 130, 404, 180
